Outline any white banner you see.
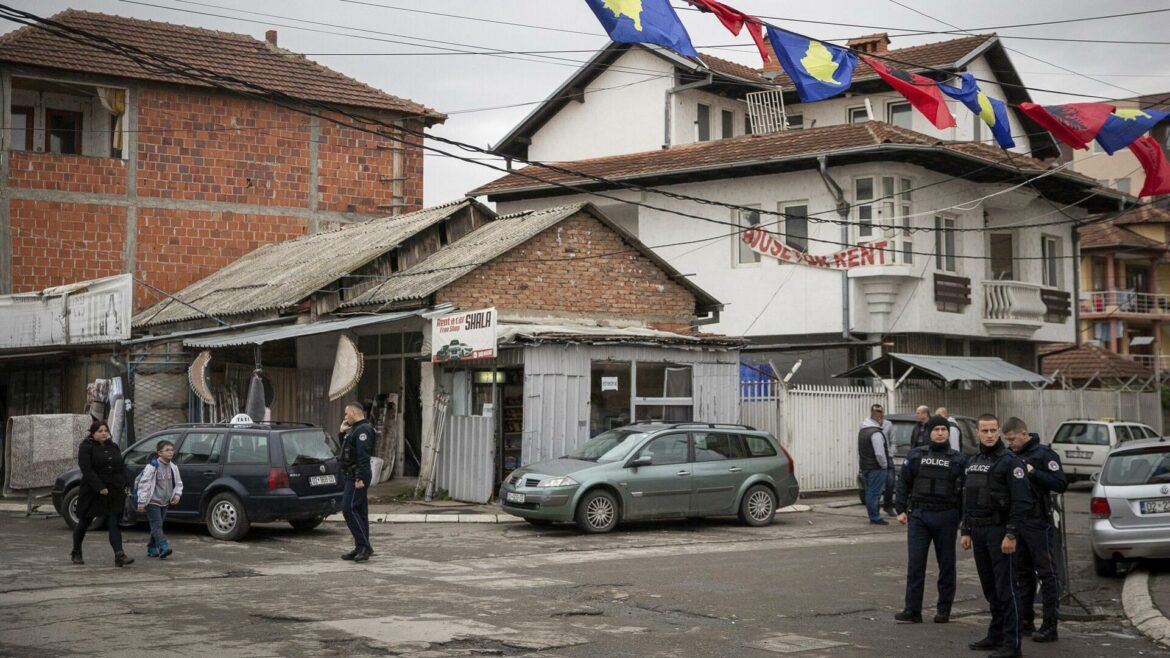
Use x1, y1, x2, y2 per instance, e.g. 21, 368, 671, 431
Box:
431, 307, 497, 363
0, 273, 132, 348
741, 231, 891, 269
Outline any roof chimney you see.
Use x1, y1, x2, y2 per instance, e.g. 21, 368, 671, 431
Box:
846, 33, 890, 54
760, 34, 781, 76
265, 30, 278, 47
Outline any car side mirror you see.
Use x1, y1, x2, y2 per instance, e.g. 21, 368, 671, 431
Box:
629, 454, 652, 468
1090, 472, 1100, 483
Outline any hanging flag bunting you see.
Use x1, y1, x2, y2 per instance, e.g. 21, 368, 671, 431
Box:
764, 26, 858, 102
688, 0, 770, 64
1018, 102, 1115, 150
1129, 135, 1170, 197
862, 56, 956, 129
1094, 108, 1170, 155
936, 73, 1014, 149
584, 0, 698, 58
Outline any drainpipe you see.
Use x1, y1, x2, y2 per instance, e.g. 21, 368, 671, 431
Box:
1072, 224, 1082, 348
663, 73, 713, 148
817, 155, 852, 340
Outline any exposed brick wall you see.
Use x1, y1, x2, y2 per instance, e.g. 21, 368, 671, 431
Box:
135, 208, 306, 307
8, 151, 128, 195
315, 112, 424, 215
9, 200, 126, 291
437, 213, 696, 322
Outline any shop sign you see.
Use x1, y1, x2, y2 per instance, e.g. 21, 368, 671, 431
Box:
432, 307, 497, 363
741, 231, 891, 269
0, 273, 132, 349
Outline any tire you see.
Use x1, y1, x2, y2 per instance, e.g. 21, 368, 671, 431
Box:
524, 518, 553, 527
206, 492, 250, 541
61, 487, 102, 531
288, 516, 325, 531
739, 484, 777, 527
575, 489, 619, 534
1093, 552, 1119, 578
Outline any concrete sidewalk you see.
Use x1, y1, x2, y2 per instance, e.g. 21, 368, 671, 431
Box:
1123, 568, 1170, 648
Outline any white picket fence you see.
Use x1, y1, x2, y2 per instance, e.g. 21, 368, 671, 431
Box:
741, 382, 1163, 493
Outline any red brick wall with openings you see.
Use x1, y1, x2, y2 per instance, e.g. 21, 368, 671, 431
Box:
9, 200, 126, 291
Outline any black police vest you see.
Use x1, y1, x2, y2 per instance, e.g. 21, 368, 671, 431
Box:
1020, 445, 1054, 521
964, 450, 1011, 524
858, 426, 884, 471
911, 451, 959, 507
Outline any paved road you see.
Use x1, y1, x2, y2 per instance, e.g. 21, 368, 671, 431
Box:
0, 487, 1162, 657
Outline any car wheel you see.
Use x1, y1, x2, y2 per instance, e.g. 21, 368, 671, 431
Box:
61, 488, 102, 531
739, 484, 777, 527
525, 518, 553, 527
288, 516, 326, 531
206, 492, 250, 541
575, 489, 618, 533
1093, 552, 1119, 578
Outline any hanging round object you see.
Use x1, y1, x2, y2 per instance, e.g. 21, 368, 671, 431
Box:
189, 350, 216, 405
329, 334, 364, 401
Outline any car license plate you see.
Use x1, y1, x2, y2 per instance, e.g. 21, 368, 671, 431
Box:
1065, 450, 1092, 460
309, 474, 336, 486
505, 492, 525, 504
1140, 499, 1170, 515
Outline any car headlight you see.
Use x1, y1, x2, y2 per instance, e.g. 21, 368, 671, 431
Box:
536, 476, 578, 488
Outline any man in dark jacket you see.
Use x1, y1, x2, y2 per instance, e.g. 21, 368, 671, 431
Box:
961, 414, 1033, 658
858, 403, 892, 525
339, 402, 375, 562
1005, 417, 1067, 643
910, 405, 932, 449
895, 415, 966, 624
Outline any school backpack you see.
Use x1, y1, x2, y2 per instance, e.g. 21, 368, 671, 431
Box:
130, 457, 161, 509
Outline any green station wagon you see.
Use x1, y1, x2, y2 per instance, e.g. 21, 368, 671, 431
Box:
499, 423, 799, 533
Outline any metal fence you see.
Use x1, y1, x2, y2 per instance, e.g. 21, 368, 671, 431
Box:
434, 415, 494, 504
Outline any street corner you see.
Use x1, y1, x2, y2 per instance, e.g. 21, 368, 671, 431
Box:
1123, 568, 1170, 648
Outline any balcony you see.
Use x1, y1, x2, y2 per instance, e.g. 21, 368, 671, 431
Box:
1122, 353, 1169, 373
1081, 290, 1170, 319
982, 280, 1049, 338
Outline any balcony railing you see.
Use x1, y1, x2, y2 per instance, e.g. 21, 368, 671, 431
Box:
983, 280, 1049, 337
1121, 353, 1168, 373
1081, 290, 1170, 317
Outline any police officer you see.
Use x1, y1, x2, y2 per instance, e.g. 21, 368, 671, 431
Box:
894, 415, 966, 624
338, 402, 375, 562
961, 413, 1033, 658
1005, 417, 1067, 643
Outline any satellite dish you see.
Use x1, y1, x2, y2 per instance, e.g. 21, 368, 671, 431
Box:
329, 334, 364, 401
188, 350, 215, 405
230, 413, 253, 426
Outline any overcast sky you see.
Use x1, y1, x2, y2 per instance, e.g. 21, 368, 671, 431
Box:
5, 0, 1170, 205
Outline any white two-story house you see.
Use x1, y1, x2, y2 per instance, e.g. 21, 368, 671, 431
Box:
473, 34, 1127, 383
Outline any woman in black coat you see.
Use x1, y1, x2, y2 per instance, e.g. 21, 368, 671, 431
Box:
72, 420, 134, 567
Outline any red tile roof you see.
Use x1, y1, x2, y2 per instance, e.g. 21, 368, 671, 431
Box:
472, 121, 1078, 196
1078, 221, 1165, 251
701, 53, 769, 83
1111, 202, 1170, 226
0, 10, 444, 122
1039, 343, 1152, 379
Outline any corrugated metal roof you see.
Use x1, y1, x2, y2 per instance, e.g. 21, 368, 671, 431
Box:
836, 352, 1050, 384
183, 310, 424, 348
133, 199, 479, 328
496, 322, 743, 347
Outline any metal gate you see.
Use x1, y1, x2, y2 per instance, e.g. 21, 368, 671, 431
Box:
434, 415, 494, 503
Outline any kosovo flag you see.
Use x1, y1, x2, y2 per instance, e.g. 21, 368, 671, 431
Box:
585, 0, 698, 58
765, 26, 857, 102
1095, 109, 1170, 155
937, 73, 1014, 149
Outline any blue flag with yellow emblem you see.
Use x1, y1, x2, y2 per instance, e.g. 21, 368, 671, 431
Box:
764, 26, 857, 102
937, 73, 1014, 149
585, 0, 698, 58
1094, 109, 1170, 155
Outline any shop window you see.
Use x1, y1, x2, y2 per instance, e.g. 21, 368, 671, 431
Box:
590, 361, 631, 435
46, 109, 83, 155
11, 105, 32, 151
590, 361, 694, 433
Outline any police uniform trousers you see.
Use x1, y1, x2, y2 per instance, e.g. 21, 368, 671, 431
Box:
341, 476, 371, 550
970, 524, 1022, 650
1017, 519, 1060, 624
904, 507, 960, 615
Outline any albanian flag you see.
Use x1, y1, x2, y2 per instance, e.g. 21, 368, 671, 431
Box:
1018, 102, 1115, 150
863, 55, 955, 129
1129, 135, 1170, 197
1095, 108, 1170, 155
689, 0, 770, 64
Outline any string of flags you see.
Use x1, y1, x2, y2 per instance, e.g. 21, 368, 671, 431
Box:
583, 0, 1170, 196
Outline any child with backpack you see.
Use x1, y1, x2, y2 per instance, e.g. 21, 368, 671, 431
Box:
135, 439, 183, 559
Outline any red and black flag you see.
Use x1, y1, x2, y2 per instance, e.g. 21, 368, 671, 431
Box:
1018, 102, 1115, 150
1129, 135, 1170, 197
863, 55, 955, 129
688, 0, 770, 65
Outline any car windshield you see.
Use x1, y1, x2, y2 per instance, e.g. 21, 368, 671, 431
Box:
1102, 447, 1170, 486
568, 429, 649, 462
891, 421, 916, 452
281, 429, 339, 466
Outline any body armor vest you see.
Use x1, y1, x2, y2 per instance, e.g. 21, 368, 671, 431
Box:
964, 450, 1011, 524
911, 451, 959, 508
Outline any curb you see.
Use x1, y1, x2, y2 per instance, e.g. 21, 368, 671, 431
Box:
325, 513, 524, 524
1122, 568, 1170, 647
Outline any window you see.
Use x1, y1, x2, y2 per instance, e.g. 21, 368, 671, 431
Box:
989, 233, 1014, 280
590, 361, 631, 435
854, 176, 913, 257
45, 109, 82, 155
177, 432, 223, 465
281, 429, 339, 466
848, 106, 869, 123
1041, 235, 1062, 287
696, 103, 710, 141
11, 105, 32, 151
855, 178, 874, 238
785, 113, 803, 130
887, 102, 912, 129
694, 432, 739, 461
934, 215, 957, 272
1052, 423, 1109, 446
744, 113, 753, 135
226, 434, 270, 465
590, 361, 693, 434
721, 109, 734, 139
782, 203, 809, 252
1115, 178, 1132, 194
741, 434, 778, 457
736, 206, 762, 265
636, 433, 689, 465
1116, 426, 1136, 444
126, 434, 181, 465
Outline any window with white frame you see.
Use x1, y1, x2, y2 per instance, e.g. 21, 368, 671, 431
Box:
721, 109, 734, 139
781, 202, 809, 252
697, 103, 711, 141
1041, 235, 1062, 286
735, 206, 762, 265
934, 215, 957, 272
848, 106, 869, 124
887, 102, 912, 129
854, 176, 913, 262
589, 361, 694, 434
